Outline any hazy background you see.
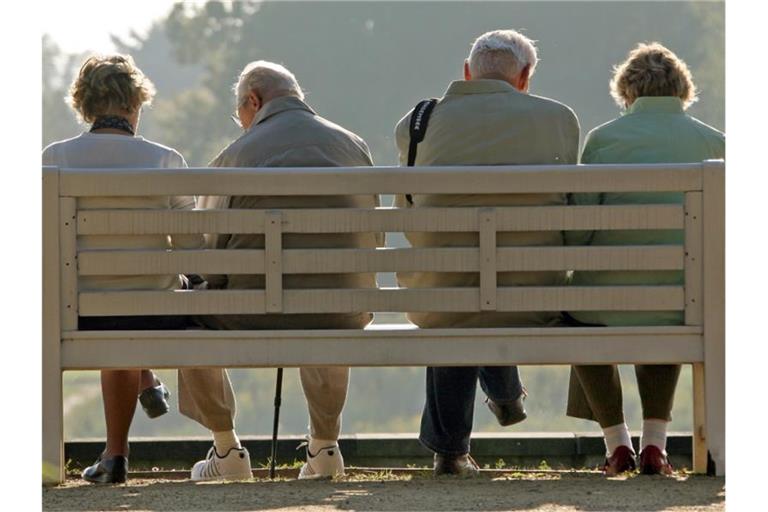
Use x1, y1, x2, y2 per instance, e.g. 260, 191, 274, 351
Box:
42, 0, 724, 443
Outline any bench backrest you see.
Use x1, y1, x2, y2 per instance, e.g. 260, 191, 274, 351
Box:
43, 161, 724, 330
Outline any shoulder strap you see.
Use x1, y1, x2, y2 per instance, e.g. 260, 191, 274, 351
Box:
405, 99, 438, 204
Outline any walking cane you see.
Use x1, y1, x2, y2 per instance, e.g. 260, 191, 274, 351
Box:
269, 367, 284, 479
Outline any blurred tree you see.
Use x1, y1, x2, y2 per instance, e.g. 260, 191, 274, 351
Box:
42, 35, 83, 148
151, 87, 234, 165
687, 0, 726, 129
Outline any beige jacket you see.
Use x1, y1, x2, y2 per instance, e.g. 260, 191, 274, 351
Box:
199, 95, 380, 328
393, 79, 580, 327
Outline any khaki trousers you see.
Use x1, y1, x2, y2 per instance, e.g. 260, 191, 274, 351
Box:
566, 364, 681, 427
178, 313, 369, 439
178, 366, 349, 440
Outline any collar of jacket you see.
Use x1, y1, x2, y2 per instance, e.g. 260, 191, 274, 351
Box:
444, 79, 521, 96
626, 96, 685, 115
249, 95, 317, 129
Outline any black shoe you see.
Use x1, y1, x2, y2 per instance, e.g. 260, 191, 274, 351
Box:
139, 382, 170, 419
485, 388, 528, 426
433, 453, 480, 477
82, 455, 128, 484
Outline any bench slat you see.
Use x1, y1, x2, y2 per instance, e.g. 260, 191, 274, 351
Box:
78, 249, 266, 275
59, 164, 704, 197
78, 286, 684, 316
76, 205, 684, 235
77, 246, 684, 276
79, 290, 267, 315
61, 326, 704, 369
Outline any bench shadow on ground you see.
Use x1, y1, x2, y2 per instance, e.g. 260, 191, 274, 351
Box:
43, 473, 725, 511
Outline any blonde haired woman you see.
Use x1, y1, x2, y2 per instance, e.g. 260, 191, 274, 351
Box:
565, 43, 724, 476
42, 54, 201, 483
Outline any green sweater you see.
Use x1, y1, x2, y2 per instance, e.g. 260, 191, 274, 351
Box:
567, 97, 725, 326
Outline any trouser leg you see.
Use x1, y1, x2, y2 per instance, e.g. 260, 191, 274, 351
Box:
419, 366, 480, 455
478, 365, 524, 402
635, 364, 681, 421
567, 365, 625, 428
177, 368, 236, 432
299, 367, 349, 441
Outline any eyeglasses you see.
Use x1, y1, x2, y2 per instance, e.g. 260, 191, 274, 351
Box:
230, 93, 262, 129
230, 97, 249, 128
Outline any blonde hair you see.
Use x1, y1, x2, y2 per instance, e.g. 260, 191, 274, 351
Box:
610, 42, 698, 109
468, 30, 538, 81
68, 54, 156, 123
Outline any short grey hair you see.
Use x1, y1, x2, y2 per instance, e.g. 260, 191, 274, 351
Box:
234, 60, 304, 105
467, 30, 538, 81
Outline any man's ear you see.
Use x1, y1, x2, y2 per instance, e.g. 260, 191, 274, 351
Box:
463, 60, 472, 81
248, 90, 261, 111
516, 64, 531, 92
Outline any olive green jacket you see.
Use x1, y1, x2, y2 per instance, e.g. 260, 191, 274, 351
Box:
567, 96, 725, 326
393, 79, 580, 327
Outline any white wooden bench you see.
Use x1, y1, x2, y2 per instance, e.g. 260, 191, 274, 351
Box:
42, 161, 725, 483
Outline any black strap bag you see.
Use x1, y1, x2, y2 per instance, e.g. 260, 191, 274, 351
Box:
405, 98, 438, 204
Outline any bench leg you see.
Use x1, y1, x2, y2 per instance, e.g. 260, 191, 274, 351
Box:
692, 363, 707, 474
700, 161, 725, 476
704, 352, 725, 476
42, 368, 63, 485
42, 167, 64, 485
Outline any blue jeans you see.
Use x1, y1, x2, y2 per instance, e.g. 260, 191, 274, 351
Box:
419, 366, 524, 455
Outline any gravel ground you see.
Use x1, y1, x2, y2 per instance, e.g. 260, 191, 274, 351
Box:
43, 471, 725, 511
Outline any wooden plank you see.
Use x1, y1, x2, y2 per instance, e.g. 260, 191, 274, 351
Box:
59, 198, 78, 330
280, 286, 683, 314
283, 205, 683, 232
692, 362, 707, 474
284, 247, 480, 273
78, 249, 266, 276
282, 207, 479, 232
42, 166, 64, 484
77, 209, 266, 235
496, 205, 683, 231
701, 159, 725, 475
284, 246, 683, 273
495, 286, 684, 312
264, 211, 283, 313
479, 208, 497, 310
61, 326, 705, 369
59, 163, 703, 197
77, 246, 685, 276
684, 192, 703, 325
79, 286, 684, 316
77, 205, 684, 235
66, 324, 704, 339
79, 290, 266, 316
497, 246, 683, 272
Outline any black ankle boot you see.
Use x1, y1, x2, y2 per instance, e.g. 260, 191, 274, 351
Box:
139, 381, 171, 419
82, 455, 128, 484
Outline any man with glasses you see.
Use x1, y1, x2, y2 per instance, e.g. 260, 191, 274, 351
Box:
179, 60, 380, 481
